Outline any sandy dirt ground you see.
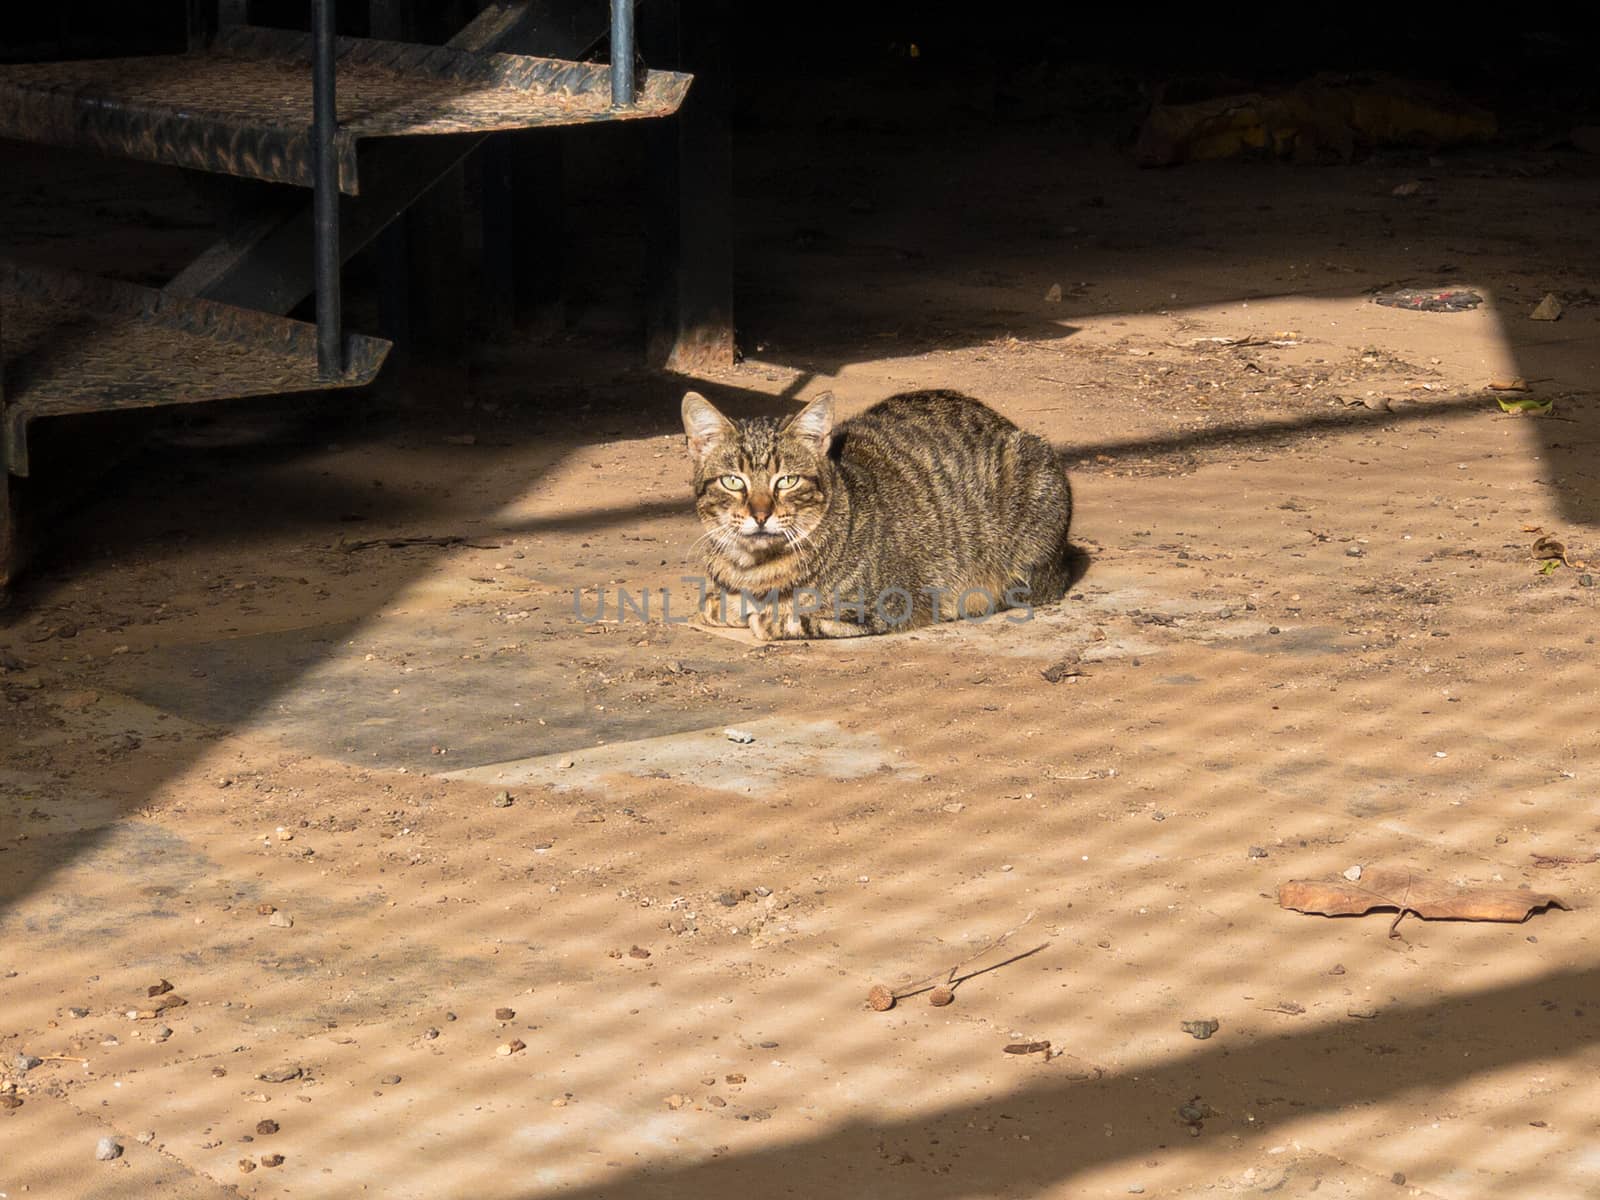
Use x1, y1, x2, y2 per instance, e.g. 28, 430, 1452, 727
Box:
3, 117, 1600, 1200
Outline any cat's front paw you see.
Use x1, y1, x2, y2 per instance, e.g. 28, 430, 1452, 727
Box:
748, 608, 802, 641
698, 591, 748, 628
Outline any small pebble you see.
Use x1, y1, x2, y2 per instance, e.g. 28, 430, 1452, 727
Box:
1345, 546, 1364, 557
135, 1130, 156, 1145
380, 1074, 401, 1086
550, 1096, 568, 1108
66, 1006, 89, 1018
268, 911, 293, 928
495, 1007, 515, 1021
707, 1095, 727, 1108
13, 1053, 42, 1073
628, 945, 651, 959
1247, 846, 1267, 859
256, 1120, 279, 1135
665, 1094, 689, 1110
261, 1153, 285, 1168
1343, 865, 1363, 882
724, 728, 755, 744
753, 887, 772, 897
491, 790, 514, 809
1348, 1005, 1379, 1020
238, 1159, 257, 1174
256, 903, 276, 915
496, 1039, 526, 1056
1181, 1018, 1220, 1040
1329, 963, 1346, 976
1129, 1188, 1146, 1195
95, 1137, 123, 1161
1391, 1171, 1406, 1186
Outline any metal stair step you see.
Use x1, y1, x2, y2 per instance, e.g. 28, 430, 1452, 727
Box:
0, 26, 691, 192
2, 261, 390, 476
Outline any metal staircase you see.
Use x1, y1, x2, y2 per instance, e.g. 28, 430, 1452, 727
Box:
0, 25, 689, 193
0, 0, 693, 588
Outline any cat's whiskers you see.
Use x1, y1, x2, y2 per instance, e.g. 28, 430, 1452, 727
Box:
689, 523, 741, 559
780, 526, 819, 576
783, 522, 817, 556
687, 529, 720, 555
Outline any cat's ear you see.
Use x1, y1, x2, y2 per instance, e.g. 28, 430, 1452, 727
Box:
681, 391, 734, 461
784, 391, 835, 455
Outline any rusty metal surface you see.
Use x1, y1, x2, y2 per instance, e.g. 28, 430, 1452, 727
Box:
1, 262, 389, 477
0, 27, 692, 193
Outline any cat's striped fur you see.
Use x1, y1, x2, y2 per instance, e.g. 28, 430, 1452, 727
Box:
682, 388, 1074, 639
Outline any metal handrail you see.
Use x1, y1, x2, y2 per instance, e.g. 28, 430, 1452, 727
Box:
312, 0, 341, 376
610, 0, 634, 108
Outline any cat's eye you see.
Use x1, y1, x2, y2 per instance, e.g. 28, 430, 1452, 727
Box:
719, 474, 747, 492
774, 474, 802, 491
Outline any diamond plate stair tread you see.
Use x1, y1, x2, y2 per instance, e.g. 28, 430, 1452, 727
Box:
0, 26, 692, 193
2, 262, 389, 476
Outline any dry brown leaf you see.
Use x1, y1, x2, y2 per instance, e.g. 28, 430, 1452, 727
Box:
1487, 378, 1531, 392
1534, 536, 1570, 563
1531, 852, 1600, 868
1278, 867, 1568, 937
1533, 536, 1589, 570
1003, 1041, 1051, 1055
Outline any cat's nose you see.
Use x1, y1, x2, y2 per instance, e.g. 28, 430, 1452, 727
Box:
750, 504, 773, 525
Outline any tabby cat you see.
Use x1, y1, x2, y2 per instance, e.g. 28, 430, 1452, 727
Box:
681, 388, 1074, 639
